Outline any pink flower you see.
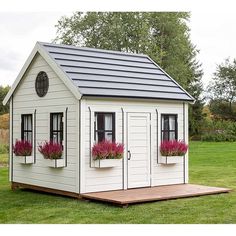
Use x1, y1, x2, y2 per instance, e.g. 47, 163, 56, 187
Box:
38, 141, 63, 159
13, 140, 32, 156
92, 141, 124, 160
160, 140, 188, 156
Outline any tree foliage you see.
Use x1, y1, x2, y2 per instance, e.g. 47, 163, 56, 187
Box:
55, 12, 204, 135
209, 100, 236, 120
207, 58, 236, 120
0, 86, 10, 115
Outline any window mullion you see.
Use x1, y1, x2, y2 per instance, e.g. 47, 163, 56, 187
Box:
95, 112, 115, 142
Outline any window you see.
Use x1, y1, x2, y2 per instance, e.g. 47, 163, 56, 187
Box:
50, 113, 63, 145
21, 114, 33, 144
35, 71, 49, 97
161, 114, 177, 141
94, 113, 115, 142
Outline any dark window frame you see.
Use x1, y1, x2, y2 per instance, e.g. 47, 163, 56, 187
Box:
94, 112, 115, 142
35, 71, 49, 97
21, 114, 33, 144
161, 114, 178, 141
50, 113, 64, 145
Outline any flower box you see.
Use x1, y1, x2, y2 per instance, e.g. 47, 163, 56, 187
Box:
159, 140, 188, 164
92, 141, 124, 168
13, 140, 33, 164
159, 155, 184, 165
44, 158, 65, 168
14, 155, 34, 164
94, 159, 122, 168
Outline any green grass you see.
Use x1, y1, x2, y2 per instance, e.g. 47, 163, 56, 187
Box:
0, 141, 236, 223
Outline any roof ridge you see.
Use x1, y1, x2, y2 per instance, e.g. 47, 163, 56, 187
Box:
38, 41, 148, 58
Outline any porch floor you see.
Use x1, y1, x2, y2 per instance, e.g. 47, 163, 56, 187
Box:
81, 184, 231, 206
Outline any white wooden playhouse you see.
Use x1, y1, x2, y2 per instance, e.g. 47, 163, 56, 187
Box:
3, 42, 194, 196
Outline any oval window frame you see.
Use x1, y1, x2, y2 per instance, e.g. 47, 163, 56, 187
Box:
35, 71, 49, 97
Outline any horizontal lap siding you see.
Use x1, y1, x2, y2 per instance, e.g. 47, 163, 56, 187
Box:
82, 98, 188, 193
82, 105, 123, 193
152, 103, 185, 186
12, 54, 78, 193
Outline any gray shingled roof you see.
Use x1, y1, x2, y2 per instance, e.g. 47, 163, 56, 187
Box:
40, 42, 194, 102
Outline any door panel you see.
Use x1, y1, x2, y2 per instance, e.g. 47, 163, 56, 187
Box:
127, 112, 151, 189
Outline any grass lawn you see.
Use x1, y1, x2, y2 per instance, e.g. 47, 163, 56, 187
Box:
0, 141, 236, 224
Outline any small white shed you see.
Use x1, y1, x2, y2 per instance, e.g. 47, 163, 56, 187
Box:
3, 42, 194, 196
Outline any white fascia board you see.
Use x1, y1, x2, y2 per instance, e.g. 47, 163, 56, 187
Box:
2, 42, 81, 105
37, 42, 82, 100
147, 56, 196, 104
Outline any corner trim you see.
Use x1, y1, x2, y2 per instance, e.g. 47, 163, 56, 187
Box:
34, 109, 36, 164
65, 107, 68, 167
183, 102, 186, 184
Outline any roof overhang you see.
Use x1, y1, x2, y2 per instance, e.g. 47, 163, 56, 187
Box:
2, 42, 82, 105
147, 56, 195, 103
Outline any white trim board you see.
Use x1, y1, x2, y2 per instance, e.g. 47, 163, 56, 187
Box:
3, 42, 81, 105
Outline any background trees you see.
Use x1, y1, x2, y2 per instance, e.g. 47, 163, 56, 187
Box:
55, 12, 204, 136
0, 86, 10, 115
207, 59, 236, 120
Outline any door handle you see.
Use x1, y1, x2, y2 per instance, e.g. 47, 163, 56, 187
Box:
128, 150, 131, 160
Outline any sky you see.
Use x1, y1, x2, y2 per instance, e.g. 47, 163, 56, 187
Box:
1, 3, 236, 90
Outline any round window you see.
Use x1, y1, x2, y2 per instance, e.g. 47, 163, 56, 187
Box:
35, 71, 49, 97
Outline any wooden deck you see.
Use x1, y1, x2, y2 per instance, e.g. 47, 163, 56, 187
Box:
81, 184, 231, 206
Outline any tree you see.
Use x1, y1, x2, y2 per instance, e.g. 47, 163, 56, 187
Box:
208, 99, 236, 120
207, 58, 236, 120
55, 12, 204, 135
0, 86, 10, 115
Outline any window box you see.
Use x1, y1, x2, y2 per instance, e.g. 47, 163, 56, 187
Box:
14, 155, 34, 164
159, 155, 184, 165
44, 158, 65, 168
94, 159, 122, 168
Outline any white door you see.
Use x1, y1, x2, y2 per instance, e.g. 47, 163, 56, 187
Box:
127, 112, 151, 189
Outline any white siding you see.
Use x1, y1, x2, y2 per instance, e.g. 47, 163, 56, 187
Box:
12, 53, 78, 193
81, 98, 189, 193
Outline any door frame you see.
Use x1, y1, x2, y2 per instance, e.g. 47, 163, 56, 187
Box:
126, 112, 151, 189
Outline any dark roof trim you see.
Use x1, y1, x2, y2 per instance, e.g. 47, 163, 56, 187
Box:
69, 72, 169, 82
48, 51, 151, 64
72, 78, 178, 88
61, 64, 163, 75
42, 42, 147, 58
55, 58, 155, 70
66, 71, 165, 79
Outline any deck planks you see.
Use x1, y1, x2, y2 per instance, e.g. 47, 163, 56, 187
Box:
81, 184, 231, 206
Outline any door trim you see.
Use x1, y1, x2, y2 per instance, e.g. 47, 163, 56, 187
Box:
126, 112, 151, 189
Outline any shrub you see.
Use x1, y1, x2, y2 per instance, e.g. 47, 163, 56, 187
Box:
200, 119, 236, 141
0, 144, 9, 154
13, 140, 32, 156
201, 133, 236, 142
160, 140, 188, 156
92, 141, 124, 160
38, 141, 63, 159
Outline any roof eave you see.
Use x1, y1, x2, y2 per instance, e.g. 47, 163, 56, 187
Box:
2, 42, 82, 105
146, 56, 196, 103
